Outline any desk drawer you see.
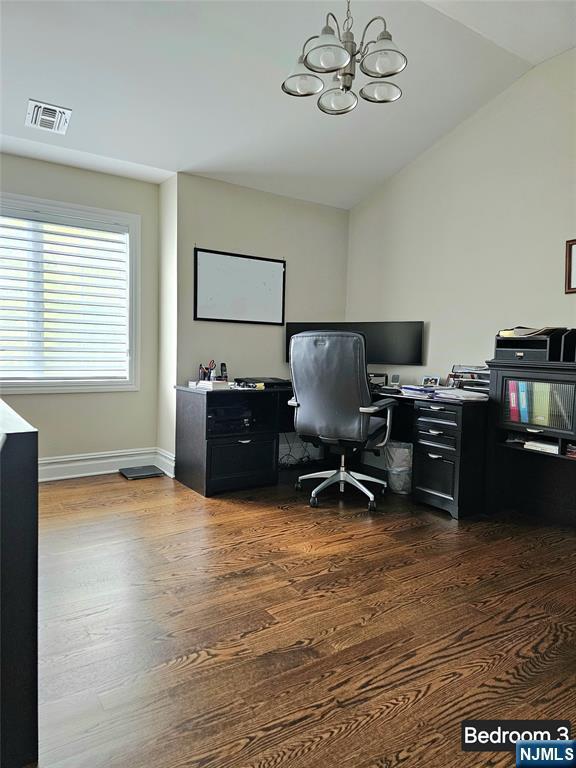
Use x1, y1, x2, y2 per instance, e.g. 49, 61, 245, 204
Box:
494, 348, 548, 363
415, 402, 461, 429
207, 434, 278, 493
415, 428, 458, 452
413, 448, 457, 512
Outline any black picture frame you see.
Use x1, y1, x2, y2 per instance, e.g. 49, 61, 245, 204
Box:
565, 239, 576, 294
193, 247, 286, 326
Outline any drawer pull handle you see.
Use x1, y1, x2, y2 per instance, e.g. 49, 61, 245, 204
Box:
526, 428, 543, 433
427, 453, 443, 460
427, 429, 444, 436
429, 405, 444, 411
238, 439, 252, 444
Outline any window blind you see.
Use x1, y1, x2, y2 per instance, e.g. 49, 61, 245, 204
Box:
0, 213, 131, 383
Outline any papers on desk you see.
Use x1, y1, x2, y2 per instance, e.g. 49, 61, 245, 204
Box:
399, 385, 435, 400
188, 380, 230, 390
434, 388, 488, 402
399, 385, 488, 402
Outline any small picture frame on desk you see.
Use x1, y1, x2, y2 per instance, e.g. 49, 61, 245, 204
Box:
422, 375, 441, 387
565, 239, 576, 293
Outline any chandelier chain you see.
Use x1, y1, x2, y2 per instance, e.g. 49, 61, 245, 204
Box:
343, 0, 354, 32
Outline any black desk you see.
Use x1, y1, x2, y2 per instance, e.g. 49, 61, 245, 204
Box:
175, 386, 293, 496
175, 386, 487, 517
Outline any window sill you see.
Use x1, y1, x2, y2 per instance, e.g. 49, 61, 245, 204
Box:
0, 380, 139, 395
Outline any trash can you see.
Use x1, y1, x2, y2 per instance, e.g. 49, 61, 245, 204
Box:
384, 441, 413, 495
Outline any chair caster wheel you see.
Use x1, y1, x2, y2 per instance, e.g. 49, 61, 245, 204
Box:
309, 496, 319, 508
368, 500, 377, 512
294, 481, 302, 491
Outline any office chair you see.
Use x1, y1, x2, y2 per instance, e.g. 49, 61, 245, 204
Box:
288, 331, 397, 512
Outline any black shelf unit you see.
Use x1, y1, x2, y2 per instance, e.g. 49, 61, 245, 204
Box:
486, 359, 576, 523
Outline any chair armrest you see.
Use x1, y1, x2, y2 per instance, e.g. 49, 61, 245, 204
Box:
359, 397, 398, 414
287, 398, 299, 407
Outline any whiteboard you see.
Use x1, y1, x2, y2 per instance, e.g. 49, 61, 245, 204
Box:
194, 248, 286, 325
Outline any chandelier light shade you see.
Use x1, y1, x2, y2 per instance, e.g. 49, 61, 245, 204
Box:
318, 87, 358, 115
282, 56, 325, 96
282, 1, 407, 116
359, 32, 408, 78
359, 81, 402, 104
304, 26, 351, 73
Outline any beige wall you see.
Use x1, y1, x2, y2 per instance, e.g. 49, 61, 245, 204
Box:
0, 154, 160, 457
176, 174, 349, 385
157, 176, 178, 454
347, 49, 576, 383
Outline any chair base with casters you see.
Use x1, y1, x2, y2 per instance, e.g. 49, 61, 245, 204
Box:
295, 452, 387, 513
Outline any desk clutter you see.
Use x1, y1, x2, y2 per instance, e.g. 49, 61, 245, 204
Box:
398, 385, 488, 402
372, 365, 491, 402
192, 360, 230, 388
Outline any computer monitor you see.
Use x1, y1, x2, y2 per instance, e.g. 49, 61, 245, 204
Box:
285, 321, 424, 365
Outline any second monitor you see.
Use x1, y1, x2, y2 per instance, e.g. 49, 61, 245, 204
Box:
285, 321, 424, 365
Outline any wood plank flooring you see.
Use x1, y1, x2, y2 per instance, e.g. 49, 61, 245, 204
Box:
38, 473, 576, 768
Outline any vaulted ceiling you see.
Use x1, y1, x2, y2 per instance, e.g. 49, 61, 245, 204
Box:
1, 1, 574, 208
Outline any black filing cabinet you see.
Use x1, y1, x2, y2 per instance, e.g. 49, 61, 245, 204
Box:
411, 399, 487, 518
175, 387, 292, 496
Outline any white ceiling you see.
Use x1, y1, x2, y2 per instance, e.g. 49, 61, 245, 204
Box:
1, 0, 574, 209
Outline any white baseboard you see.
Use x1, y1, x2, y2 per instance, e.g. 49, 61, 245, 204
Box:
38, 447, 175, 483
154, 448, 176, 478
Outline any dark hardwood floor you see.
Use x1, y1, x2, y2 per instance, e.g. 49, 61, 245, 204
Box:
38, 473, 575, 768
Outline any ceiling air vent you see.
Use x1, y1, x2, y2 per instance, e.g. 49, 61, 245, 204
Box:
25, 100, 71, 135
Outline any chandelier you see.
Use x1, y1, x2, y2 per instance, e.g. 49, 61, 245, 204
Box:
281, 0, 407, 115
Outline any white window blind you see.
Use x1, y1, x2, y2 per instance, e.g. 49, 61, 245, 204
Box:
0, 203, 135, 390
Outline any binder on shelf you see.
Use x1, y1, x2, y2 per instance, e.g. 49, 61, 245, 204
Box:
508, 380, 520, 422
518, 381, 530, 422
532, 382, 551, 427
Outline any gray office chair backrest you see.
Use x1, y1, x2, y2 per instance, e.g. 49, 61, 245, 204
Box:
289, 331, 373, 443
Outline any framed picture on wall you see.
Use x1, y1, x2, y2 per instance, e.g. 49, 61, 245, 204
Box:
565, 239, 576, 293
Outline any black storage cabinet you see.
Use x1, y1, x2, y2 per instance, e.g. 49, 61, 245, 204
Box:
411, 400, 487, 518
175, 387, 286, 496
486, 359, 576, 523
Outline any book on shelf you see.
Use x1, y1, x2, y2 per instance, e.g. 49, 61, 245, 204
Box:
532, 382, 551, 426
518, 381, 530, 422
508, 381, 520, 422
524, 440, 559, 455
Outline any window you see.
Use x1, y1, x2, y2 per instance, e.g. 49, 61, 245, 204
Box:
0, 195, 140, 393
